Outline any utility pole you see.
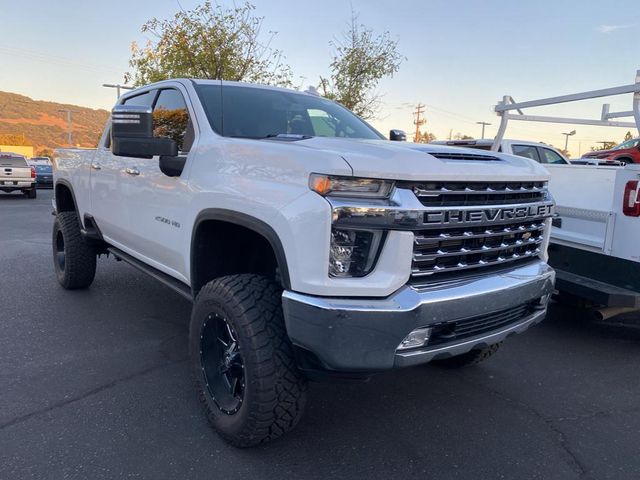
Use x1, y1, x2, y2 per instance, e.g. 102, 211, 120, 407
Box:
476, 121, 491, 139
413, 103, 426, 143
102, 83, 134, 100
58, 109, 75, 146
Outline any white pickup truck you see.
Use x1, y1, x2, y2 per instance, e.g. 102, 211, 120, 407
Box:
431, 139, 571, 165
0, 152, 37, 198
52, 79, 555, 446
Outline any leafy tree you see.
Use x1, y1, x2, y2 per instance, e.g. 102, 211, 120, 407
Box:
319, 12, 404, 120
453, 132, 474, 140
35, 148, 54, 158
0, 133, 31, 145
591, 142, 617, 151
624, 131, 633, 142
126, 2, 292, 86
558, 148, 571, 158
417, 132, 436, 143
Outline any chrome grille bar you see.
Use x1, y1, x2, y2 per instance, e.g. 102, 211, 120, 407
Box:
414, 237, 544, 262
411, 248, 541, 277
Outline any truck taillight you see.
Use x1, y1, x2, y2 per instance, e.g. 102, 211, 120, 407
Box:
623, 180, 640, 217
30, 166, 35, 178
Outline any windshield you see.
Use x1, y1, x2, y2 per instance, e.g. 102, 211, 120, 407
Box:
0, 155, 27, 167
195, 84, 383, 140
613, 138, 640, 150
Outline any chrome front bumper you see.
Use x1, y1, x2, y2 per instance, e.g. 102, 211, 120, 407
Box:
282, 261, 555, 372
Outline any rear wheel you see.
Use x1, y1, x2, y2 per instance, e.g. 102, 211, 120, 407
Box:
432, 343, 502, 368
190, 274, 307, 447
52, 211, 97, 289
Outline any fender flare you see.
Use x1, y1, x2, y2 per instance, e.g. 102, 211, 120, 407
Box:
190, 209, 291, 291
54, 179, 82, 221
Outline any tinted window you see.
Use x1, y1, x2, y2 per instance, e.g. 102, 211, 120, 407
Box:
153, 89, 193, 151
0, 155, 27, 167
512, 145, 541, 163
35, 165, 52, 173
123, 90, 156, 107
195, 84, 383, 140
540, 148, 566, 164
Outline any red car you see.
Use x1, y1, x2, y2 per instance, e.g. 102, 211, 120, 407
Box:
582, 137, 640, 164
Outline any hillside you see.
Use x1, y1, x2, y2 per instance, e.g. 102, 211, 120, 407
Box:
0, 91, 109, 153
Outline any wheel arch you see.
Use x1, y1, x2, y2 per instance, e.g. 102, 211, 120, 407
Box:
190, 209, 291, 295
54, 179, 80, 217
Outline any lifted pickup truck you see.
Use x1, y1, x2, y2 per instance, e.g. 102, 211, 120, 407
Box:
0, 153, 37, 198
53, 79, 555, 446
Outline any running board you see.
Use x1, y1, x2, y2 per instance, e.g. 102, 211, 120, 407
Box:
107, 247, 193, 301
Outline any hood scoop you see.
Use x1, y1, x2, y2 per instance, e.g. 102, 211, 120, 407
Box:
424, 151, 501, 162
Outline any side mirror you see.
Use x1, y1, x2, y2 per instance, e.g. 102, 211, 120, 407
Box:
389, 129, 407, 141
111, 105, 177, 158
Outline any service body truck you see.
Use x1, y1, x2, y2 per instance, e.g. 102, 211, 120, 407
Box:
52, 79, 555, 446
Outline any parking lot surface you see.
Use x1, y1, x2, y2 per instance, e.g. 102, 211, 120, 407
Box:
2, 189, 640, 480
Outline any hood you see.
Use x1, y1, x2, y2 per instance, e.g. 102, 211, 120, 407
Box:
291, 137, 550, 182
583, 150, 614, 158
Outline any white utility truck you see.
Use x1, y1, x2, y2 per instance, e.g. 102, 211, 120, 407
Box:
52, 79, 555, 446
431, 139, 570, 165
490, 71, 640, 319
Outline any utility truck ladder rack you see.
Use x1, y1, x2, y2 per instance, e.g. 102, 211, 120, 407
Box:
492, 70, 640, 151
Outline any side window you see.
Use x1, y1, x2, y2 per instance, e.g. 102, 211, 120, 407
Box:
153, 89, 193, 152
512, 144, 541, 163
540, 148, 566, 164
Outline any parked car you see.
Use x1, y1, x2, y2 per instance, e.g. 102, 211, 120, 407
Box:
0, 152, 37, 198
430, 138, 571, 165
53, 79, 555, 447
581, 137, 640, 165
34, 164, 53, 188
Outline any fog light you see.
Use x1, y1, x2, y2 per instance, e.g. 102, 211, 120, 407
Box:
397, 327, 432, 350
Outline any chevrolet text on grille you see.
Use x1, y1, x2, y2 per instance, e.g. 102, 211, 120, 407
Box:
425, 204, 554, 226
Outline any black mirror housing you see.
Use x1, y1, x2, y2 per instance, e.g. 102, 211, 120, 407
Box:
110, 105, 178, 158
389, 129, 407, 141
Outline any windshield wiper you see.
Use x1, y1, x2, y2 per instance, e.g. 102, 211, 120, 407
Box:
260, 133, 314, 141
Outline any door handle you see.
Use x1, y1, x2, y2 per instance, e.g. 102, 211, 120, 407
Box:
91, 163, 101, 170
125, 167, 140, 176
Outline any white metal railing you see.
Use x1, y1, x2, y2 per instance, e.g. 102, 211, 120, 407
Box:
492, 70, 640, 151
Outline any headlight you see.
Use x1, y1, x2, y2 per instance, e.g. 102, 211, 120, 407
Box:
310, 174, 394, 199
329, 228, 383, 277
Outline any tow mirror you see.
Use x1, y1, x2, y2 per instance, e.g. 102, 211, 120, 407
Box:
111, 105, 177, 159
389, 129, 407, 141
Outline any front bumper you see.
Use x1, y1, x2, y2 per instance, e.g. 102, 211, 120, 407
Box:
282, 260, 555, 372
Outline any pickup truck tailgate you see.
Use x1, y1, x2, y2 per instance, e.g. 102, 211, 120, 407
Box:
0, 155, 32, 184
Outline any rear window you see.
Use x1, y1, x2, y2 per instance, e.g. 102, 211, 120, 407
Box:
35, 165, 52, 173
0, 155, 28, 167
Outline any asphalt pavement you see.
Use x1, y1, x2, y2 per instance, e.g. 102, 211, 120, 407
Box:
2, 189, 640, 480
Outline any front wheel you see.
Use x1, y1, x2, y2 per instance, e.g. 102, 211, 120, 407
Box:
190, 274, 307, 447
432, 343, 502, 368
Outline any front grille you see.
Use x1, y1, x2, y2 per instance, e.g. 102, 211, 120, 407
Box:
411, 219, 545, 279
425, 152, 500, 162
428, 302, 536, 346
403, 181, 546, 207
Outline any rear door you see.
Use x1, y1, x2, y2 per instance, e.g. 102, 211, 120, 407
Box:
90, 89, 158, 246
511, 144, 542, 163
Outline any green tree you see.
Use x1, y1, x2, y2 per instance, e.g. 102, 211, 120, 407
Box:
591, 142, 617, 151
453, 132, 474, 140
319, 12, 404, 120
417, 132, 436, 143
126, 2, 292, 86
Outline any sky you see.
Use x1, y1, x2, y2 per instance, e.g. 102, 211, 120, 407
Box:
1, 0, 639, 156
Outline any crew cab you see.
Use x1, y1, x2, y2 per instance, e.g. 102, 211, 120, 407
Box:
52, 79, 555, 447
431, 138, 571, 165
0, 152, 36, 198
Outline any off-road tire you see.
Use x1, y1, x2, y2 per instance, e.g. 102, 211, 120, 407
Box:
25, 188, 36, 199
190, 274, 307, 447
52, 211, 97, 289
432, 342, 502, 368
